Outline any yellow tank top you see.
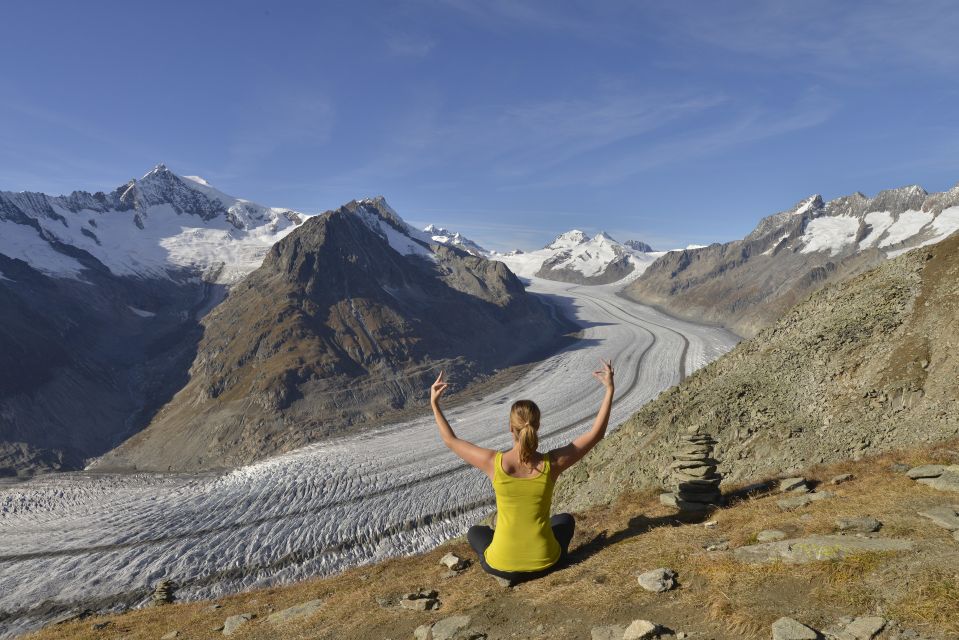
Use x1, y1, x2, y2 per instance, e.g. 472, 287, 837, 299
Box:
483, 450, 562, 572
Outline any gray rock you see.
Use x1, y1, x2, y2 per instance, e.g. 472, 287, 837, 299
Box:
778, 495, 813, 510
222, 613, 254, 636
659, 492, 679, 507
161, 632, 179, 640
757, 529, 787, 542
734, 534, 914, 564
266, 599, 325, 624
492, 575, 513, 588
917, 505, 959, 530
916, 471, 959, 492
431, 615, 472, 640
808, 490, 835, 501
771, 616, 819, 640
591, 624, 628, 640
779, 477, 808, 493
637, 568, 677, 592
440, 552, 469, 571
830, 473, 854, 485
906, 464, 945, 479
414, 624, 433, 640
835, 517, 882, 533
834, 616, 886, 640
624, 619, 660, 639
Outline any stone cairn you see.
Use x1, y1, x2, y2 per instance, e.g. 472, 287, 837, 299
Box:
660, 425, 723, 512
151, 579, 176, 606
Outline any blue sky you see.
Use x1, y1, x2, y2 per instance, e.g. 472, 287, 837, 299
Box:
2, 1, 959, 252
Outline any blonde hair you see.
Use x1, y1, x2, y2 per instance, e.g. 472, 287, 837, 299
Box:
509, 399, 541, 468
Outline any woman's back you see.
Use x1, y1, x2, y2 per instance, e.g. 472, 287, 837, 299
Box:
483, 450, 562, 572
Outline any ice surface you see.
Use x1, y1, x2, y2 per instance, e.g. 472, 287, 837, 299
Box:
799, 215, 860, 255
0, 280, 738, 637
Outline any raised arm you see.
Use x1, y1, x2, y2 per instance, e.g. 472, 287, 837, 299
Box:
430, 371, 496, 478
549, 359, 614, 475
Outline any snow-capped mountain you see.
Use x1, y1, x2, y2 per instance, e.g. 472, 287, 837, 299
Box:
93, 197, 571, 472
627, 182, 959, 336
0, 164, 308, 284
495, 229, 664, 285
423, 223, 488, 256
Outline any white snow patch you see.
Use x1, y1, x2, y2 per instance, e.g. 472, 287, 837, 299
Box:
0, 219, 87, 279
886, 205, 959, 257
799, 215, 860, 255
182, 175, 211, 187
878, 209, 933, 248
858, 211, 894, 248
354, 207, 435, 260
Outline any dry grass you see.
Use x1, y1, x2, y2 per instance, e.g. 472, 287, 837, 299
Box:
25, 440, 959, 640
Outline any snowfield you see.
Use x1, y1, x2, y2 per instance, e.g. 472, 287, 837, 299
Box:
0, 279, 738, 637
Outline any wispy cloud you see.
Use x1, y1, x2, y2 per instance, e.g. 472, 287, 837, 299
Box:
658, 1, 959, 77
386, 33, 435, 57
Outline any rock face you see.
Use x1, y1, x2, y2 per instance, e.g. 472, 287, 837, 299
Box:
625, 184, 959, 337
555, 234, 959, 512
0, 164, 303, 476
94, 198, 573, 471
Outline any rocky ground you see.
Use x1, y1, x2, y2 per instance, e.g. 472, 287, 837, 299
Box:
26, 441, 959, 640
554, 235, 959, 513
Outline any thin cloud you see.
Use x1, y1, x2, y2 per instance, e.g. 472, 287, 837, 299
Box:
386, 34, 435, 57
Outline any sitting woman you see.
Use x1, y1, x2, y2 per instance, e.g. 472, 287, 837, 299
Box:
429, 358, 615, 583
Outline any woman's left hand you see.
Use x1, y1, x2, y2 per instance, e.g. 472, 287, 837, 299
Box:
430, 370, 449, 405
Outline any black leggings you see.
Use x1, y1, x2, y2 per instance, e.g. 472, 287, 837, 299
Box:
466, 513, 575, 581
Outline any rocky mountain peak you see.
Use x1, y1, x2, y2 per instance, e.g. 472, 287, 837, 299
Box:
624, 239, 654, 252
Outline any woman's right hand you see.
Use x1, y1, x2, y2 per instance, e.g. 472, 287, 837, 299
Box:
592, 358, 614, 389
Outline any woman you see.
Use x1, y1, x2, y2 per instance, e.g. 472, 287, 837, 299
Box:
430, 358, 615, 583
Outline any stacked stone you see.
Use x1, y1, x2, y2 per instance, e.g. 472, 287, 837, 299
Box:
152, 579, 176, 606
666, 425, 722, 511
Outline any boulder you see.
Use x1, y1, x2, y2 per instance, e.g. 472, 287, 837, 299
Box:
637, 568, 677, 592
833, 616, 886, 640
779, 477, 808, 493
623, 619, 660, 639
757, 529, 787, 542
734, 535, 914, 564
161, 633, 179, 640
906, 464, 945, 479
266, 599, 325, 624
830, 473, 854, 485
222, 613, 254, 636
835, 517, 882, 533
777, 495, 813, 510
917, 505, 959, 530
591, 624, 628, 640
440, 553, 469, 571
916, 471, 959, 493
431, 615, 473, 640
771, 616, 819, 640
